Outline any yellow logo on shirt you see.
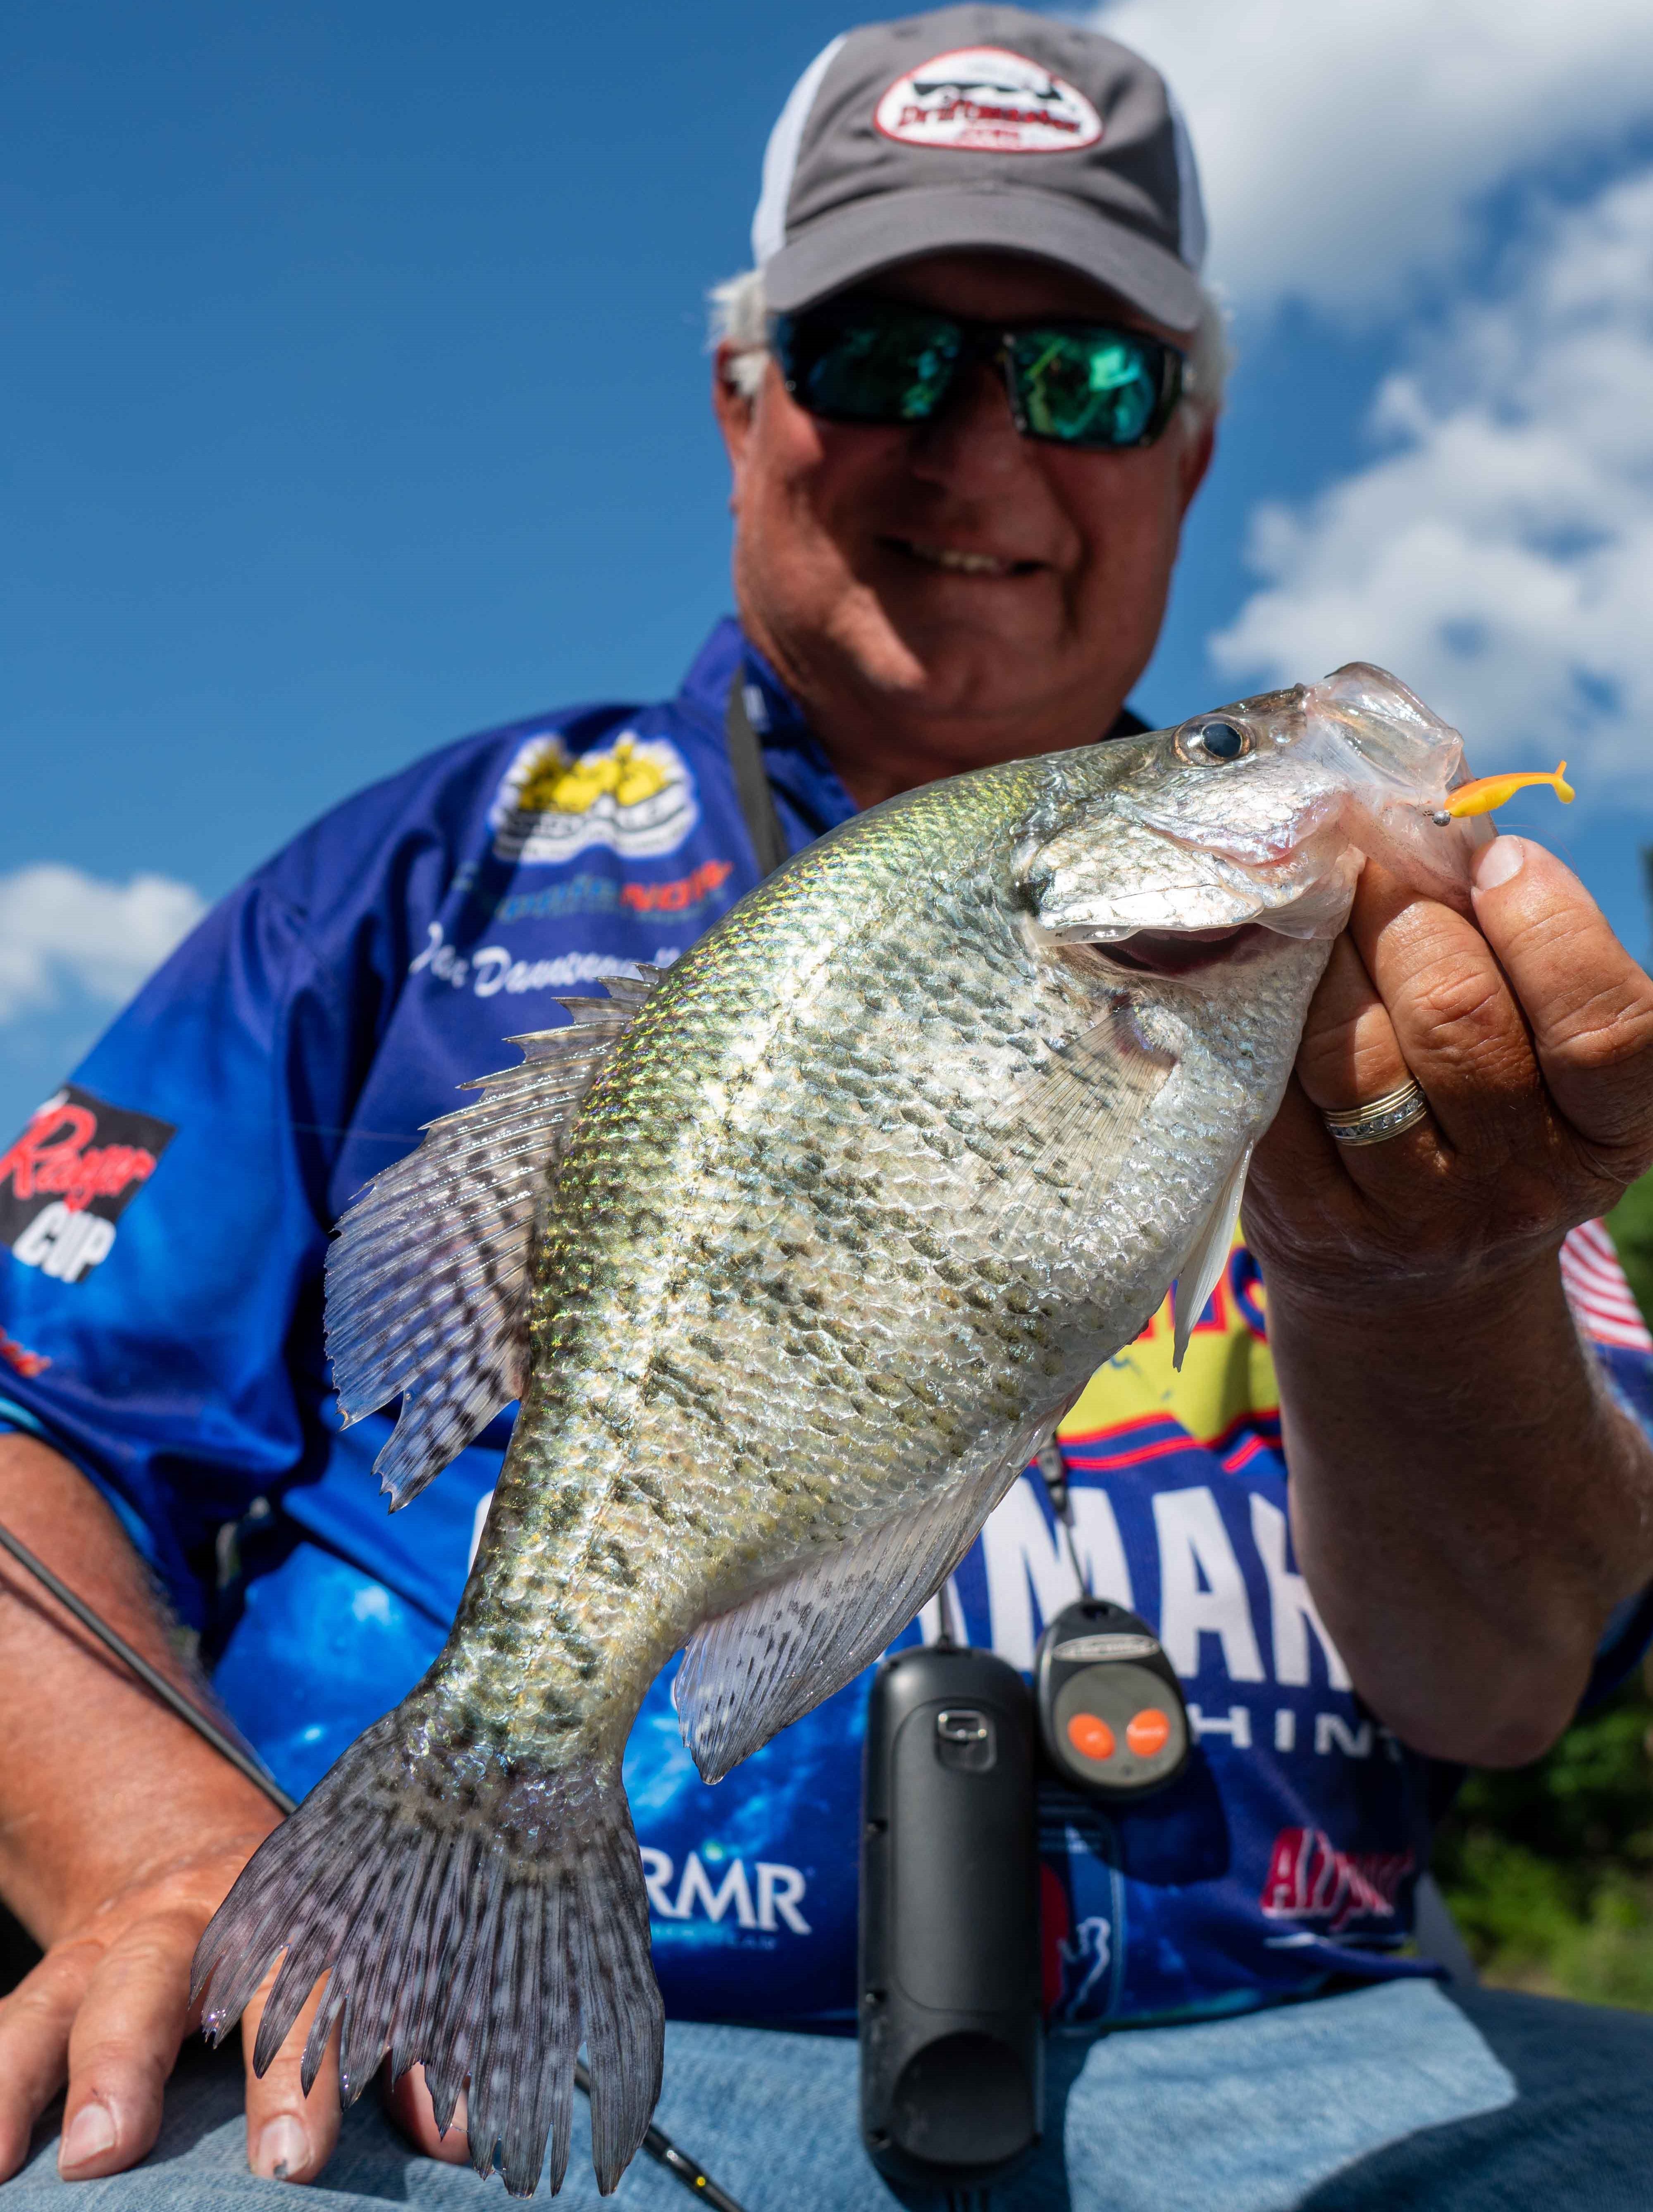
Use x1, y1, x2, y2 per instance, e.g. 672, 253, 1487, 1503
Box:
517, 737, 670, 814
1059, 1237, 1279, 1449
491, 731, 699, 866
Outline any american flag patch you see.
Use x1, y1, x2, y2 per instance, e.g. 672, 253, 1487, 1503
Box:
1560, 1219, 1652, 1352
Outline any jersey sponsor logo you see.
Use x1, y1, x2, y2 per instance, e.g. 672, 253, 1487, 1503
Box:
616, 857, 735, 916
491, 858, 735, 929
875, 47, 1104, 154
490, 732, 699, 865
639, 1844, 812, 1935
1053, 1909, 1112, 2018
0, 1086, 177, 1285
1060, 1237, 1278, 1459
0, 1328, 49, 1379
1259, 1827, 1414, 1937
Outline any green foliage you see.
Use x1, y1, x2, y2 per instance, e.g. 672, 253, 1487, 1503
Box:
1434, 1670, 1653, 2007
1431, 1172, 1653, 2008
1607, 1173, 1653, 1331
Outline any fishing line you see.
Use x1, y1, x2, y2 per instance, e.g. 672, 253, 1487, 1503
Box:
0, 1518, 290, 1808
0, 1513, 749, 2212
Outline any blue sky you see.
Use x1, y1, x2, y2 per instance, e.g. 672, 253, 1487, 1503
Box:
3, 0, 1652, 1136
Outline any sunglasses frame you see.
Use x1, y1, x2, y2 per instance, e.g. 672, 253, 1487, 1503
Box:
770, 298, 1187, 452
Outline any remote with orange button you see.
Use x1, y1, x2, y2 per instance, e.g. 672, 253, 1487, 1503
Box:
1035, 1596, 1190, 1800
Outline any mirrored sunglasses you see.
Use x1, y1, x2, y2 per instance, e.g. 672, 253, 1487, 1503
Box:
771, 299, 1186, 452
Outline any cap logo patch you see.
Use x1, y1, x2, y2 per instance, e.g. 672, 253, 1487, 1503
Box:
875, 46, 1103, 155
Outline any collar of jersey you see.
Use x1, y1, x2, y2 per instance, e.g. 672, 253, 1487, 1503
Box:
679, 617, 861, 850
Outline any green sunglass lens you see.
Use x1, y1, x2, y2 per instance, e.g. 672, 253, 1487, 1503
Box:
1013, 332, 1159, 447
802, 313, 961, 424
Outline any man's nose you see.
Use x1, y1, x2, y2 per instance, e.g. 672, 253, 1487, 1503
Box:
906, 358, 1033, 488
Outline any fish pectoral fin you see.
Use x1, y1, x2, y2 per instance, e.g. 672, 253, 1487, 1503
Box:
325, 967, 665, 1508
974, 995, 1176, 1247
1171, 1142, 1252, 1371
674, 1408, 1061, 1784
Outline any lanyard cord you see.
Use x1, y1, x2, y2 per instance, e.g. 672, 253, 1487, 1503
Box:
1034, 1440, 1090, 1599
724, 674, 790, 880
0, 1514, 749, 2212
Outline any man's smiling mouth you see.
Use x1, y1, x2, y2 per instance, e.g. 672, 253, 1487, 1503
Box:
883, 535, 1045, 578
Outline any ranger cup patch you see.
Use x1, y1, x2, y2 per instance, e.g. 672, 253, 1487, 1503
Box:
875, 47, 1104, 154
490, 731, 699, 866
0, 1086, 176, 1285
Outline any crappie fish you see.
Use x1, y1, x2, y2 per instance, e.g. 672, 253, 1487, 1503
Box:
194, 664, 1488, 2195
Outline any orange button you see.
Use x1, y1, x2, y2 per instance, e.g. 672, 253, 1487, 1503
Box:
1066, 1713, 1115, 1761
1126, 1708, 1171, 1757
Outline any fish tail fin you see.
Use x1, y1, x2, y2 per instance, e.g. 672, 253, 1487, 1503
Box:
190, 1709, 662, 2198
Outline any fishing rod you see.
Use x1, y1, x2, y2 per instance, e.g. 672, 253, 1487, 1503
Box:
0, 1515, 747, 2212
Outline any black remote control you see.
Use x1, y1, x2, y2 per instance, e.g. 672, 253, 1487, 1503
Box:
859, 1642, 1042, 2189
1034, 1596, 1190, 1799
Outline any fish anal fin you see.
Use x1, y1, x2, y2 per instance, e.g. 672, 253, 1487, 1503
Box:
673, 1408, 1063, 1784
325, 969, 659, 1509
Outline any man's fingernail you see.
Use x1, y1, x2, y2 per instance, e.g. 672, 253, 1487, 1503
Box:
253, 2114, 311, 2181
1474, 835, 1526, 891
60, 2100, 117, 2170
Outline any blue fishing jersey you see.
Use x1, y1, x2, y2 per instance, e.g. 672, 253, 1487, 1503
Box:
5, 615, 1652, 2034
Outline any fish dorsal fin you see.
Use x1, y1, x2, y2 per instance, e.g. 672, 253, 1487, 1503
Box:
1171, 1141, 1252, 1371
325, 967, 663, 1508
673, 1406, 1063, 1783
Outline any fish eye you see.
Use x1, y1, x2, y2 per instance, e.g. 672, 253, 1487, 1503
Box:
1177, 718, 1252, 766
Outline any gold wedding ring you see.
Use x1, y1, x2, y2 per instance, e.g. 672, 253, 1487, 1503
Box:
1321, 1076, 1431, 1148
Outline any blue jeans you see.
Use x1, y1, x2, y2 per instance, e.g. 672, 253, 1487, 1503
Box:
9, 1979, 1653, 2209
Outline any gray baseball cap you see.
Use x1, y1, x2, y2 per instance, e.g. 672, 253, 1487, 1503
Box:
752, 4, 1207, 333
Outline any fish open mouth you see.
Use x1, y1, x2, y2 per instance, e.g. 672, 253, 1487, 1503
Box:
1089, 924, 1271, 977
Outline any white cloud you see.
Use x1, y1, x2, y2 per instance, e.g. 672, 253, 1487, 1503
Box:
0, 865, 206, 1024
1208, 169, 1653, 792
1091, 0, 1653, 316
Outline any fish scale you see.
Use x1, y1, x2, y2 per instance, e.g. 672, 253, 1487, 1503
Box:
195, 663, 1487, 2197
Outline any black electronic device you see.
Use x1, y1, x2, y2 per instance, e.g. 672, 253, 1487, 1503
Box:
859, 1642, 1042, 2190
1034, 1595, 1191, 1800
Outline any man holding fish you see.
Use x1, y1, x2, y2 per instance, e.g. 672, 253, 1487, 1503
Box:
4, 7, 1653, 2206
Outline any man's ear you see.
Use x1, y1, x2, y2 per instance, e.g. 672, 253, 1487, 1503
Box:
712, 342, 759, 491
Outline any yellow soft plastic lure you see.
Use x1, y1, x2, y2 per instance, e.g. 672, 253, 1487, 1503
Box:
1440, 760, 1574, 818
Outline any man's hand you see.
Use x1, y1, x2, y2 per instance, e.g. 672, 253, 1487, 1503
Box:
1248, 833, 1653, 1300
1245, 835, 1653, 1764
0, 1436, 348, 2183
0, 1835, 346, 2185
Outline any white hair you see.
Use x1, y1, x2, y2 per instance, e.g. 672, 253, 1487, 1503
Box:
708, 265, 1232, 418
